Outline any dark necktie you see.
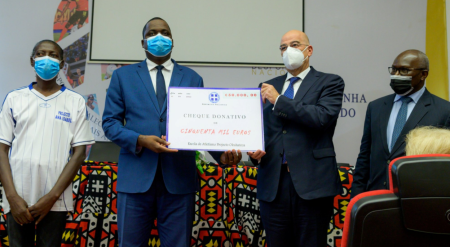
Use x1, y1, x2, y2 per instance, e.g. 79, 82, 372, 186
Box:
390, 96, 412, 151
282, 77, 300, 164
156, 65, 166, 110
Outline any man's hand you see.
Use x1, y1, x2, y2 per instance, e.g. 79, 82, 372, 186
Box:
261, 83, 280, 104
28, 194, 58, 225
137, 135, 178, 153
247, 150, 266, 160
8, 194, 34, 225
220, 149, 242, 166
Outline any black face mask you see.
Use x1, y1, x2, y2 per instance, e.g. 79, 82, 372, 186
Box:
390, 75, 413, 96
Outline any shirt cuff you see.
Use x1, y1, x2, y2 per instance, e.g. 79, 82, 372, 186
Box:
272, 95, 281, 110
135, 145, 143, 155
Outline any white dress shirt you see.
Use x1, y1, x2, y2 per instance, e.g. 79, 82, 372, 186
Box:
145, 58, 174, 94
386, 85, 426, 152
274, 66, 311, 107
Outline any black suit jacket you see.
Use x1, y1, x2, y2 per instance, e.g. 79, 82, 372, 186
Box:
351, 89, 450, 198
254, 67, 345, 202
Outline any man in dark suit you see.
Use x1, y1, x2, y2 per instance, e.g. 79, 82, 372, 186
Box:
102, 17, 240, 247
248, 30, 344, 246
351, 49, 450, 198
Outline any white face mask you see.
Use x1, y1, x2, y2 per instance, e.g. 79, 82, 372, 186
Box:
282, 46, 309, 70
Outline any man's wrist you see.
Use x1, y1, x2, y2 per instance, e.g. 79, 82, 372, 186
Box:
46, 191, 61, 202
5, 191, 20, 200
137, 135, 144, 146
136, 135, 145, 154
272, 95, 281, 110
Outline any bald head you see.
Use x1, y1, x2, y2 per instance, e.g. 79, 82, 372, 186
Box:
394, 49, 429, 70
279, 30, 313, 74
281, 30, 310, 46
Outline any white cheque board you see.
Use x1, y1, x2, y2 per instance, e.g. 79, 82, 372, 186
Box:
167, 88, 264, 151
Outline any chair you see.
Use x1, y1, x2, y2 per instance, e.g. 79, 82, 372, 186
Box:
88, 141, 121, 162
341, 154, 450, 247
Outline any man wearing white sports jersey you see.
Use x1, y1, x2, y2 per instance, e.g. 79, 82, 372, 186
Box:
0, 40, 94, 247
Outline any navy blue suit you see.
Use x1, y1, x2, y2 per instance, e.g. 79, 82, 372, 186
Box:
254, 67, 344, 246
351, 89, 450, 198
103, 59, 217, 247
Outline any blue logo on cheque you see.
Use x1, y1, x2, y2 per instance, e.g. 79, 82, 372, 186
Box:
209, 92, 220, 103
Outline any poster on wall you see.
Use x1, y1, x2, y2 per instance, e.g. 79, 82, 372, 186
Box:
101, 64, 128, 81
61, 33, 89, 89
83, 93, 109, 142
53, 0, 89, 42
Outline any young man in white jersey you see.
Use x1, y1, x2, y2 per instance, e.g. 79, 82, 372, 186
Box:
0, 40, 94, 246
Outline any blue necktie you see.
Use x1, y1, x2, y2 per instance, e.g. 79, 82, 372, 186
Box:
283, 77, 300, 99
390, 96, 412, 151
156, 65, 166, 110
282, 77, 300, 164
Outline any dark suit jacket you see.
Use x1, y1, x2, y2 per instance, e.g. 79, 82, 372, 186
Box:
254, 66, 345, 202
351, 89, 450, 198
102, 59, 220, 194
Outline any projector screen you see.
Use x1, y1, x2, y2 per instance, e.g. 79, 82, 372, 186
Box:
90, 0, 304, 66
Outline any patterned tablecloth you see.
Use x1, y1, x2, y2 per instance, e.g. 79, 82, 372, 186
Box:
0, 161, 353, 247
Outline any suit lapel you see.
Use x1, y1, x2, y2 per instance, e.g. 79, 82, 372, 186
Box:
294, 67, 319, 101
273, 75, 286, 97
379, 95, 395, 155
136, 60, 160, 113
390, 90, 431, 155
160, 60, 184, 116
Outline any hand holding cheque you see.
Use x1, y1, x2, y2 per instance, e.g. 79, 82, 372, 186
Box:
261, 83, 280, 104
137, 135, 178, 153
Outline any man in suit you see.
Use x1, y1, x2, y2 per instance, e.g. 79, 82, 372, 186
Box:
248, 30, 344, 246
351, 49, 450, 198
102, 17, 241, 247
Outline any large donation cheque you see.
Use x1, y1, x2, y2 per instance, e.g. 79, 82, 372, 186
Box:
166, 87, 264, 151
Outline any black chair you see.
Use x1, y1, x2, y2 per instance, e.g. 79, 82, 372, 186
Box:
342, 155, 450, 247
88, 141, 121, 163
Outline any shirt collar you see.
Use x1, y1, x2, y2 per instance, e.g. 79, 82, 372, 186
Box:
393, 83, 426, 104
146, 58, 174, 72
286, 66, 311, 82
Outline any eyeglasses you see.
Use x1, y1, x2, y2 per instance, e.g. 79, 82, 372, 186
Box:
279, 42, 308, 52
388, 67, 427, 76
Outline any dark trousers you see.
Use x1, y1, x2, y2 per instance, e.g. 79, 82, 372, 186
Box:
117, 165, 195, 247
6, 211, 67, 247
260, 165, 334, 247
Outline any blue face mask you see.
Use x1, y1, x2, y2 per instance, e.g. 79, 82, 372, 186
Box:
146, 33, 173, 57
34, 56, 61, 81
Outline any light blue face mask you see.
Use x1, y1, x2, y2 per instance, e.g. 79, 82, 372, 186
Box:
146, 33, 173, 57
34, 56, 61, 81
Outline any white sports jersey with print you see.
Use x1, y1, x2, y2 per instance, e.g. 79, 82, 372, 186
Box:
0, 83, 95, 214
